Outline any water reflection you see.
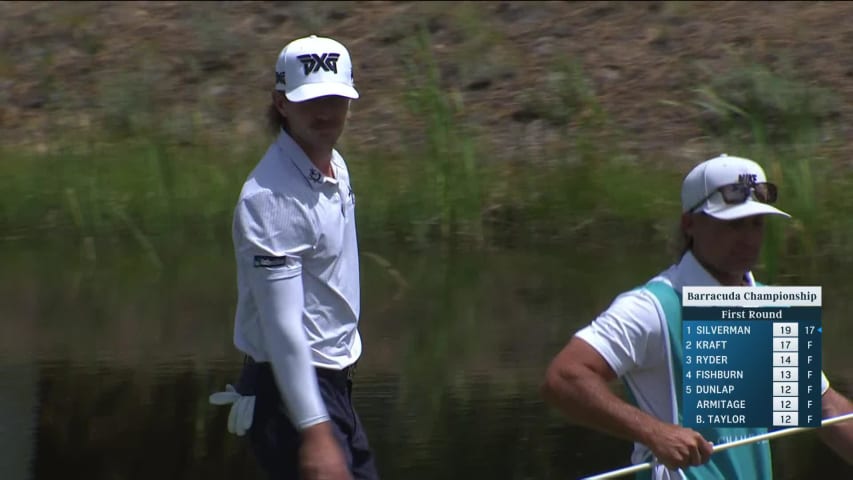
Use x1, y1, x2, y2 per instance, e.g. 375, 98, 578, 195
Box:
1, 239, 851, 479
29, 360, 259, 480
0, 362, 37, 480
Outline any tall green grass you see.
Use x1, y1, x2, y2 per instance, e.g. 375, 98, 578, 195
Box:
0, 137, 254, 266
400, 28, 485, 245
3, 50, 853, 280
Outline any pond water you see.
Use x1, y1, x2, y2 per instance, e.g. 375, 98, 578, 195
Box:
1, 236, 851, 479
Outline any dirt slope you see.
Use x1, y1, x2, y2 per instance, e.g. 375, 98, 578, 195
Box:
3, 1, 853, 165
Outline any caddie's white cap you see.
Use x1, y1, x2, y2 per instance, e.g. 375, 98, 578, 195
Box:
681, 154, 791, 220
274, 35, 359, 102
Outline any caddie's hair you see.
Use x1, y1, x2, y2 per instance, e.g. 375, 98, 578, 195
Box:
670, 218, 693, 261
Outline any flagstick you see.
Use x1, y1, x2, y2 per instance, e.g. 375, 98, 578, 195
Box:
580, 412, 853, 480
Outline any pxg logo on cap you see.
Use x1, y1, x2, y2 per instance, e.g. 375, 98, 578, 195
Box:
275, 35, 359, 103
298, 52, 340, 75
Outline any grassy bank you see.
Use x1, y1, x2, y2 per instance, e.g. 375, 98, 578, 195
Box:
3, 44, 853, 283
3, 136, 850, 269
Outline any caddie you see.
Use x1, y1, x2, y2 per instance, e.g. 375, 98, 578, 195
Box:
541, 154, 853, 479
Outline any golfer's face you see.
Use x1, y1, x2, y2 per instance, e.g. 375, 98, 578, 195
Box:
692, 213, 765, 275
285, 95, 350, 147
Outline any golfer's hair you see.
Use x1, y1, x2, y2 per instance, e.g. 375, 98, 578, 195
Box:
267, 92, 288, 135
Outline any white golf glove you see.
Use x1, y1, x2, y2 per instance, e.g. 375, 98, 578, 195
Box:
209, 384, 255, 436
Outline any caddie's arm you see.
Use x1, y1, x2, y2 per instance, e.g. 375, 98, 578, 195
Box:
541, 336, 713, 470
818, 384, 853, 465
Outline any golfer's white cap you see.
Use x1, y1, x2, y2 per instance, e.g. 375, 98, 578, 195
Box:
274, 35, 359, 102
681, 154, 791, 220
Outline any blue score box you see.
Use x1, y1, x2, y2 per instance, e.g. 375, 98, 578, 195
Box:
681, 307, 822, 428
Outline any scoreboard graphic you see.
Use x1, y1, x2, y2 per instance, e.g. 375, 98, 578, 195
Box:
681, 286, 822, 428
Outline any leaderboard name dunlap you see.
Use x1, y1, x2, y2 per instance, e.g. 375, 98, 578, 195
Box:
682, 286, 822, 429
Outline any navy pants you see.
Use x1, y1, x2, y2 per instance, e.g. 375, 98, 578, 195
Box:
237, 358, 379, 480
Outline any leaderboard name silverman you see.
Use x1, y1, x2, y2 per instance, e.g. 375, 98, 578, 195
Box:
211, 35, 379, 480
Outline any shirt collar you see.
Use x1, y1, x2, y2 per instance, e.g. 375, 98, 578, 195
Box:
671, 250, 755, 293
275, 129, 340, 190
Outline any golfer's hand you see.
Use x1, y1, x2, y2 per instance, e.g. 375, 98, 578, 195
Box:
646, 423, 714, 470
299, 422, 352, 480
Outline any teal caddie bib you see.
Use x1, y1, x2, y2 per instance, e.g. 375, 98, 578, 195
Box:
628, 281, 773, 480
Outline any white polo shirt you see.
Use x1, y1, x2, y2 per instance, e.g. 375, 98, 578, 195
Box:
231, 129, 361, 428
575, 251, 830, 467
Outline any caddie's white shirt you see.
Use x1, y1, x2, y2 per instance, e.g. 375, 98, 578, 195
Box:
575, 251, 830, 469
233, 129, 362, 370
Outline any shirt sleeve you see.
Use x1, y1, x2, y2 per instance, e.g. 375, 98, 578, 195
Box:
574, 289, 665, 378
234, 192, 329, 430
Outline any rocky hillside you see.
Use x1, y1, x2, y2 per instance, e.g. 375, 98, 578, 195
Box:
3, 1, 853, 166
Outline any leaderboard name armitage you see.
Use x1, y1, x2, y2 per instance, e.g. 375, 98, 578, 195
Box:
686, 290, 819, 303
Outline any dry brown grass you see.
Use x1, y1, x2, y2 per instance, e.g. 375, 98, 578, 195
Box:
3, 1, 853, 165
